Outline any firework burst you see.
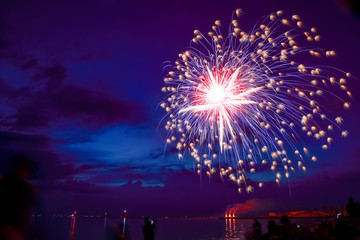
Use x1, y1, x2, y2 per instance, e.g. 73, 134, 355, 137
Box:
160, 9, 351, 192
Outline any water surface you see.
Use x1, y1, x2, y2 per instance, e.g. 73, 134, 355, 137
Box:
30, 216, 323, 240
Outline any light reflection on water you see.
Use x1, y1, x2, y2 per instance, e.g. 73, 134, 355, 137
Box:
224, 218, 253, 240
30, 216, 324, 240
69, 215, 76, 240
225, 218, 237, 239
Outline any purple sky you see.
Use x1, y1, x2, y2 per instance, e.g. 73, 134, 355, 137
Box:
0, 0, 360, 217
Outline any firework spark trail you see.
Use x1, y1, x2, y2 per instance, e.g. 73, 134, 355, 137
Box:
160, 9, 351, 192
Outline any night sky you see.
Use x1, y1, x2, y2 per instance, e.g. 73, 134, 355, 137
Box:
0, 0, 360, 217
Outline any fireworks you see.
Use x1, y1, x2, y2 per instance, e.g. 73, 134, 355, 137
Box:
160, 9, 351, 192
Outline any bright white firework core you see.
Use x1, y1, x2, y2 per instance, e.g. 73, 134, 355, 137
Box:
207, 84, 226, 104
178, 67, 262, 153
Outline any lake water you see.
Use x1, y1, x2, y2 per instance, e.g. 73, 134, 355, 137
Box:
29, 216, 324, 240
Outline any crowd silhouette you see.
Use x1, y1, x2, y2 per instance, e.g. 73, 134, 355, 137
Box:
246, 203, 360, 240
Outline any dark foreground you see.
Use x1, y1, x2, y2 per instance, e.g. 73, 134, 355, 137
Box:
22, 215, 360, 240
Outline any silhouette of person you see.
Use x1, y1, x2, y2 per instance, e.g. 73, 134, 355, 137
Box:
346, 197, 360, 217
246, 219, 262, 240
142, 217, 156, 240
0, 154, 35, 240
259, 219, 279, 240
279, 215, 292, 240
333, 218, 358, 240
252, 219, 262, 231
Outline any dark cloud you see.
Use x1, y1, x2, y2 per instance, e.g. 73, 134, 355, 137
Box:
74, 163, 107, 173
4, 83, 147, 130
1, 60, 147, 130
0, 131, 87, 180
0, 39, 11, 49
51, 85, 146, 125
0, 78, 12, 96
85, 165, 165, 186
0, 131, 54, 152
11, 105, 51, 129
47, 177, 104, 194
22, 59, 37, 69
32, 64, 67, 90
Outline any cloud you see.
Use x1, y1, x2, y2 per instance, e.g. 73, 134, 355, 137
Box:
32, 64, 67, 90
22, 59, 38, 69
0, 78, 12, 97
81, 165, 161, 186
48, 177, 104, 194
4, 80, 147, 130
0, 131, 90, 180
0, 39, 12, 49
74, 163, 107, 173
51, 85, 146, 125
9, 104, 52, 129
